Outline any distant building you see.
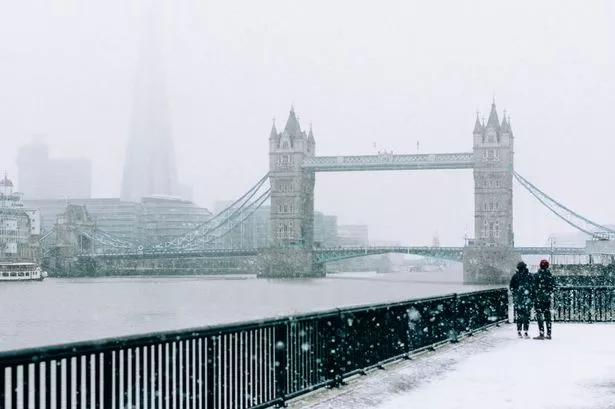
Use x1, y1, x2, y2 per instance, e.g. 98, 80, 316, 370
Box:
25, 196, 211, 246
213, 201, 271, 249
176, 183, 194, 202
337, 225, 369, 247
0, 176, 40, 261
314, 212, 338, 248
140, 196, 212, 245
24, 198, 140, 241
16, 136, 92, 199
120, 6, 191, 202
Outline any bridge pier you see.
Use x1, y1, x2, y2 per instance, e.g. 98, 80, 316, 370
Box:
257, 248, 325, 278
462, 246, 521, 284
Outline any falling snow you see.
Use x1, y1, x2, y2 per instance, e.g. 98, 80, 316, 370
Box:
290, 323, 615, 409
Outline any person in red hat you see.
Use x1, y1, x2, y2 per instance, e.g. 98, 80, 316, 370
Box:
533, 259, 555, 339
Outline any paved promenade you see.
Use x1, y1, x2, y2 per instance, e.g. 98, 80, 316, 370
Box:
290, 323, 615, 409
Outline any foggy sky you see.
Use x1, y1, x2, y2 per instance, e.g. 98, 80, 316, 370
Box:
0, 0, 613, 247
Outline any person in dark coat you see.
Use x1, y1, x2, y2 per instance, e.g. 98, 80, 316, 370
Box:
533, 259, 555, 339
509, 261, 533, 338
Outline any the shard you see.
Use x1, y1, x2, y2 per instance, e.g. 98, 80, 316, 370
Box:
120, 4, 179, 202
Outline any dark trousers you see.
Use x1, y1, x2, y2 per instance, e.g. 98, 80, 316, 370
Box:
535, 300, 552, 335
514, 306, 530, 332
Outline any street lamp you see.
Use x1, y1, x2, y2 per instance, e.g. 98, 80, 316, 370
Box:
549, 236, 556, 264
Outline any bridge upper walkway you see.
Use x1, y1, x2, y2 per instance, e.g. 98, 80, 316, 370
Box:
290, 323, 615, 409
301, 152, 474, 172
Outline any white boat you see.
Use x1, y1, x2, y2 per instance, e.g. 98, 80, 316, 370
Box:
0, 262, 47, 281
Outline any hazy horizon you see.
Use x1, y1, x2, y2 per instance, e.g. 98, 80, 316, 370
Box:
1, 0, 613, 246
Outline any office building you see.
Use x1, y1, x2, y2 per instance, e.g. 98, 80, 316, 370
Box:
16, 136, 92, 199
120, 6, 191, 202
0, 176, 40, 261
337, 225, 369, 247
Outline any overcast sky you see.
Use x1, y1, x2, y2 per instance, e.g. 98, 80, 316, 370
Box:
1, 0, 613, 246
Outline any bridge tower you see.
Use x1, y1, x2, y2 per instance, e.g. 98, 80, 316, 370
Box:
47, 204, 96, 274
464, 102, 521, 283
259, 107, 320, 277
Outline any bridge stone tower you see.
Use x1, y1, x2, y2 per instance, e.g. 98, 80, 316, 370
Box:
259, 107, 320, 277
463, 102, 521, 283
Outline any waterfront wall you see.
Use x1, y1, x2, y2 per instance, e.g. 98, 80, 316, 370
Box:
44, 255, 258, 277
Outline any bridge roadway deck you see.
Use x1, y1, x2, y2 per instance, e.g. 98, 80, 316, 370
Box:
289, 323, 615, 409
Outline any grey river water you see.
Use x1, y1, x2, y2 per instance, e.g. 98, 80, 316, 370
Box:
0, 267, 501, 352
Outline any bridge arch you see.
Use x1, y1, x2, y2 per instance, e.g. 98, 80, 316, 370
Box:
313, 247, 464, 264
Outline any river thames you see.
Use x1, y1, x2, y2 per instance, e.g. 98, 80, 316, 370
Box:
0, 267, 501, 352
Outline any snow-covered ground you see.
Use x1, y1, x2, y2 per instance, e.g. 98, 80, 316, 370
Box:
290, 323, 615, 409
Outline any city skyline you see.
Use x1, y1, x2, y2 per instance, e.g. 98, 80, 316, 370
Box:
1, 0, 613, 246
5, 100, 608, 248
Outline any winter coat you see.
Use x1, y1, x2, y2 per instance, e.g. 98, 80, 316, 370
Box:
509, 267, 533, 308
533, 268, 555, 304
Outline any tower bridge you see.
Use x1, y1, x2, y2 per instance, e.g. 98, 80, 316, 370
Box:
264, 102, 516, 282
44, 102, 615, 283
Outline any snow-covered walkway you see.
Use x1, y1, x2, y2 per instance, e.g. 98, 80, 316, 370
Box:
289, 324, 615, 409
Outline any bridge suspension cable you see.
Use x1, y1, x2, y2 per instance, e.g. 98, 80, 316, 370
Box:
513, 171, 615, 239
180, 188, 271, 251
76, 228, 137, 250
39, 227, 57, 256
200, 173, 269, 227
38, 223, 137, 256
147, 173, 271, 252
39, 227, 56, 242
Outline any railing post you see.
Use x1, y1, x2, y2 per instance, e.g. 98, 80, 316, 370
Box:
588, 288, 594, 323
450, 294, 460, 343
334, 309, 349, 387
103, 350, 113, 409
323, 309, 347, 388
206, 337, 215, 409
0, 366, 5, 409
505, 289, 511, 323
274, 323, 288, 407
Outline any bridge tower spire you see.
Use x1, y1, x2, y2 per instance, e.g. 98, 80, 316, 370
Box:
261, 106, 318, 277
464, 101, 519, 283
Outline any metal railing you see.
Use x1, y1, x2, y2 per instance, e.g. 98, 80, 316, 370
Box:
554, 286, 615, 322
0, 289, 507, 409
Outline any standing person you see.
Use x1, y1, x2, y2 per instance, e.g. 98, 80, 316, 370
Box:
509, 261, 533, 338
533, 259, 555, 340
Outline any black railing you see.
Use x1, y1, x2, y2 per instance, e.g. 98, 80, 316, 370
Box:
0, 289, 507, 409
554, 286, 615, 322
555, 274, 615, 287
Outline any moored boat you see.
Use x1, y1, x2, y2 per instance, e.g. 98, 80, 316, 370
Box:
0, 262, 47, 281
